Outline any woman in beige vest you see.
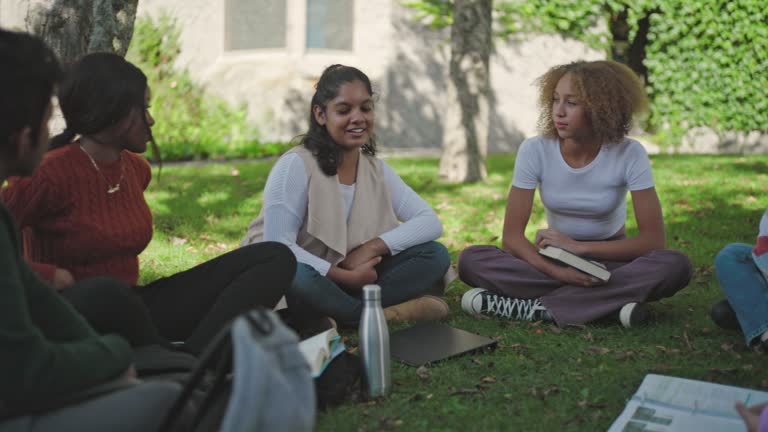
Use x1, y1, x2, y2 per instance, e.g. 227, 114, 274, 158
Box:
242, 65, 450, 326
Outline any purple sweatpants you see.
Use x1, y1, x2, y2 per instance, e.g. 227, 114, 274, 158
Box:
458, 245, 694, 326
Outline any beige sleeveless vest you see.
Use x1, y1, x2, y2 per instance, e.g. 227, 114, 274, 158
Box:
241, 146, 399, 266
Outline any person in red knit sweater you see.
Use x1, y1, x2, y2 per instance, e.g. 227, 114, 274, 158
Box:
2, 52, 297, 356
0, 29, 181, 432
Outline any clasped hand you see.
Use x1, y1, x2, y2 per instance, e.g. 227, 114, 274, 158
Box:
333, 243, 384, 290
535, 228, 582, 254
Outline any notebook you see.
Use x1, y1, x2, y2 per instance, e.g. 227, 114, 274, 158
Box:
389, 322, 497, 366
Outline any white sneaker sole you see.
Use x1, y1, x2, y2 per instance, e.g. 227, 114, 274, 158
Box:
619, 302, 638, 328
461, 288, 488, 314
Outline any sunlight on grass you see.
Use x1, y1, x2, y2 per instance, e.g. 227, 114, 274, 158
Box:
138, 153, 768, 431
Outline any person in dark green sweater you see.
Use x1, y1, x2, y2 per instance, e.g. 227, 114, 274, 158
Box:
0, 29, 180, 431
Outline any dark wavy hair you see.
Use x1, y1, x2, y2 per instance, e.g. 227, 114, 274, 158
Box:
49, 52, 160, 164
300, 64, 376, 176
535, 60, 648, 146
0, 29, 60, 154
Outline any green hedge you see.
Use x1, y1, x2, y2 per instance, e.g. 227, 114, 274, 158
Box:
643, 0, 768, 143
404, 0, 768, 145
126, 14, 290, 161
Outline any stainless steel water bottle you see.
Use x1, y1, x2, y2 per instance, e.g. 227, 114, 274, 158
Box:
359, 284, 391, 398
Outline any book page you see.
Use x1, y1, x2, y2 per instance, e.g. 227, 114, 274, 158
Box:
638, 374, 768, 418
298, 328, 342, 377
608, 374, 768, 432
607, 399, 743, 432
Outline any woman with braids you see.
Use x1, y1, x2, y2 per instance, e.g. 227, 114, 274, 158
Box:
242, 64, 450, 326
458, 60, 693, 328
2, 52, 296, 356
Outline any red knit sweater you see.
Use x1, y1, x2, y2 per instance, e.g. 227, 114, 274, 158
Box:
1, 142, 153, 285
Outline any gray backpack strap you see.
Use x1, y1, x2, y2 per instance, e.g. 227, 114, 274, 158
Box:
158, 307, 315, 432
221, 309, 315, 432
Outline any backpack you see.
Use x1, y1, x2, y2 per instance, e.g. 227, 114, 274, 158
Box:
159, 307, 316, 432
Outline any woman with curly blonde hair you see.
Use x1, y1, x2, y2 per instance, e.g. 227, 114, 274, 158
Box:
457, 60, 693, 328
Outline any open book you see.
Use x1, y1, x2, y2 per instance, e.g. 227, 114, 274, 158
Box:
608, 374, 768, 432
538, 246, 611, 282
297, 328, 345, 378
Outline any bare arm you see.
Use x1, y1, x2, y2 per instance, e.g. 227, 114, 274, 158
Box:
502, 186, 595, 286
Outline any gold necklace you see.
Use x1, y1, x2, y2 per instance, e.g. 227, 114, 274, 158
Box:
79, 145, 124, 194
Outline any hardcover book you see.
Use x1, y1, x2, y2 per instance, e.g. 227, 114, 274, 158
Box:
538, 246, 611, 282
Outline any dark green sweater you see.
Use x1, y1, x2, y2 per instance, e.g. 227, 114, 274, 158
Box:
0, 203, 131, 405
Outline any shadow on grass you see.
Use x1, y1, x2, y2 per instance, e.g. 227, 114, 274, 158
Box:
141, 152, 768, 431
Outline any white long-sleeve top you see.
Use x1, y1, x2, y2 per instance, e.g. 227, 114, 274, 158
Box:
261, 153, 443, 275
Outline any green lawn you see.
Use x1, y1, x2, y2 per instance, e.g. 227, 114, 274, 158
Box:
142, 153, 768, 431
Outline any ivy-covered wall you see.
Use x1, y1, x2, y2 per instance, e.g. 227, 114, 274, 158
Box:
643, 0, 767, 145
405, 0, 768, 147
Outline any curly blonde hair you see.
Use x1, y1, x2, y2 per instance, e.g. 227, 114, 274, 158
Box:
535, 60, 648, 146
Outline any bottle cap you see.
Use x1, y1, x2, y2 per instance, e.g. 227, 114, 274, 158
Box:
363, 284, 381, 301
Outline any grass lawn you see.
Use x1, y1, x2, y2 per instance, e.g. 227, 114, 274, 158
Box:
142, 153, 768, 431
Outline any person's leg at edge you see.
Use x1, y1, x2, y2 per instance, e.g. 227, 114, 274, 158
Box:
457, 245, 560, 321
376, 241, 450, 306
375, 241, 451, 321
715, 243, 768, 346
539, 249, 693, 326
61, 276, 168, 348
286, 242, 451, 326
138, 242, 295, 355
457, 245, 562, 296
0, 381, 181, 432
286, 263, 364, 326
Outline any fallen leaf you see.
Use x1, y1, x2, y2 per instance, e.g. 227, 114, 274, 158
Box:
682, 331, 694, 351
480, 375, 497, 384
655, 345, 681, 355
563, 415, 586, 426
584, 346, 610, 355
615, 350, 639, 361
416, 366, 430, 380
170, 236, 187, 246
710, 368, 737, 375
471, 358, 483, 366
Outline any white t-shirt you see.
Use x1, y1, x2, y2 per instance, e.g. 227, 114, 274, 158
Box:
261, 153, 443, 275
512, 135, 655, 240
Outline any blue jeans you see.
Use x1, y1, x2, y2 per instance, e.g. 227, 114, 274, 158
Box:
286, 241, 450, 324
715, 243, 768, 345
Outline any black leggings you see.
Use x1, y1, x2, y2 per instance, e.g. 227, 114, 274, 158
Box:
62, 242, 296, 355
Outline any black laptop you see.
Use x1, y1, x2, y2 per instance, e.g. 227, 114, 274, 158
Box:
389, 322, 497, 366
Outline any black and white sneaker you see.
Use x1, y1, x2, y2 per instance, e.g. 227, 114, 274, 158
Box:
618, 302, 650, 328
461, 288, 549, 321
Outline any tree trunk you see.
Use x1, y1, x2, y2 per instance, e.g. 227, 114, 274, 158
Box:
24, 0, 139, 65
438, 0, 492, 183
